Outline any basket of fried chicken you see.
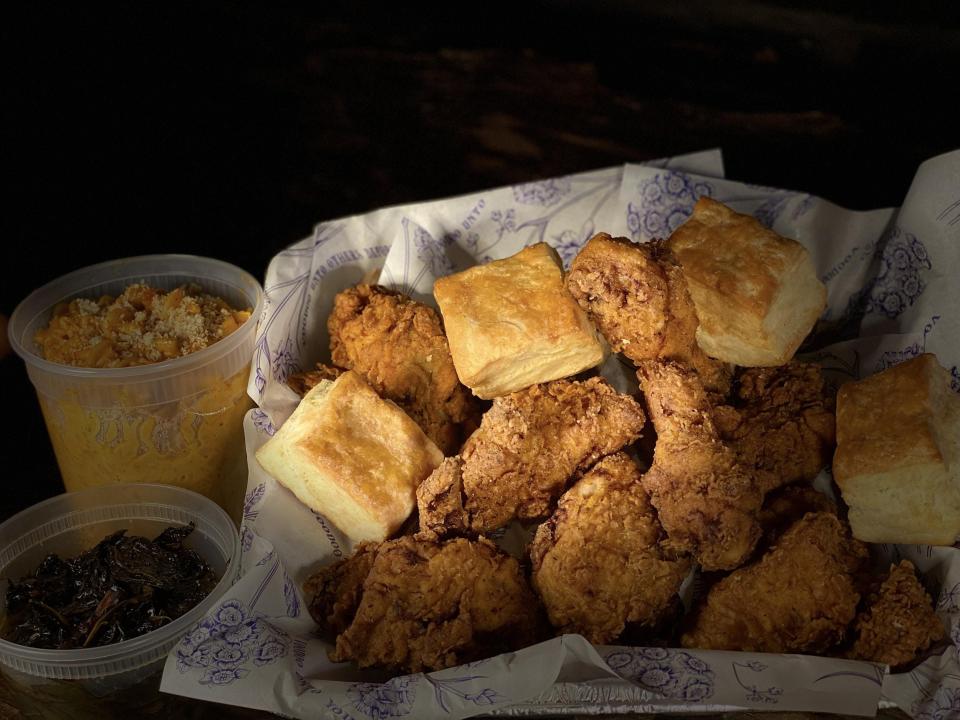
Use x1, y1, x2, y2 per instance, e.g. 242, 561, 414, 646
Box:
251, 195, 954, 697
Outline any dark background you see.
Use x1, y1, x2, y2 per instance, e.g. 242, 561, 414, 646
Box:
2, 1, 958, 520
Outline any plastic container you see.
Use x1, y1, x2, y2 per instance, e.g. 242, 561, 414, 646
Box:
0, 483, 239, 702
8, 255, 264, 522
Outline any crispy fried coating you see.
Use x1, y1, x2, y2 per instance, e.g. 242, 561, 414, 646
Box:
422, 377, 646, 534
566, 233, 731, 396
529, 453, 691, 644
848, 560, 945, 667
417, 456, 470, 538
328, 284, 479, 455
758, 484, 836, 550
713, 363, 836, 495
329, 535, 541, 673
303, 543, 377, 640
639, 360, 763, 570
681, 512, 868, 653
287, 363, 344, 396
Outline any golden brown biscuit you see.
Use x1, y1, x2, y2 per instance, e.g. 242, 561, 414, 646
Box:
434, 243, 607, 399
668, 197, 826, 366
834, 353, 960, 545
255, 371, 444, 543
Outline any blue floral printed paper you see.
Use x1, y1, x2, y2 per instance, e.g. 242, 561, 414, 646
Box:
160, 148, 960, 719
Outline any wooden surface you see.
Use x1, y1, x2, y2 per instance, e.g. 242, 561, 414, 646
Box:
2, 2, 957, 718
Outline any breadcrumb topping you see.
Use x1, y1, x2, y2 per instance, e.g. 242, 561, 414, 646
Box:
35, 283, 252, 367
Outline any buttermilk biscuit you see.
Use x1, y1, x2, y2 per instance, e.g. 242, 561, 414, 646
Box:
255, 371, 444, 543
667, 197, 826, 366
433, 243, 607, 399
834, 353, 960, 545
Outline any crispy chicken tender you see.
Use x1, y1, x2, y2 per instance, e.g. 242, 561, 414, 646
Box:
418, 377, 646, 535
848, 560, 945, 667
566, 233, 731, 396
303, 542, 377, 640
529, 453, 691, 644
682, 512, 868, 653
639, 360, 763, 570
329, 535, 542, 673
713, 363, 836, 495
328, 284, 479, 455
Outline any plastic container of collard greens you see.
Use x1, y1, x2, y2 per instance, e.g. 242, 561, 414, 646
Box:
0, 483, 239, 712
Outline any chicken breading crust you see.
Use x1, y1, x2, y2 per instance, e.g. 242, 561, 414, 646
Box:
681, 512, 868, 654
757, 483, 837, 551
848, 560, 945, 667
639, 360, 763, 570
329, 534, 542, 673
287, 362, 344, 396
529, 453, 691, 644
419, 377, 646, 534
714, 363, 836, 495
303, 542, 378, 640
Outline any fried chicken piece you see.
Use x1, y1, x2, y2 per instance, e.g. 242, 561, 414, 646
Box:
713, 363, 836, 495
639, 360, 763, 570
302, 543, 377, 640
758, 484, 836, 550
287, 362, 343, 396
682, 512, 868, 653
330, 534, 542, 673
566, 233, 731, 397
419, 377, 646, 535
848, 560, 945, 667
417, 456, 470, 538
328, 284, 479, 455
529, 453, 691, 644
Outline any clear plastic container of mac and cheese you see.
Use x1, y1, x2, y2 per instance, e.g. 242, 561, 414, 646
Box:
8, 255, 264, 522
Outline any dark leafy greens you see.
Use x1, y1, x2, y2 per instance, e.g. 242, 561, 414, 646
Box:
2, 523, 218, 649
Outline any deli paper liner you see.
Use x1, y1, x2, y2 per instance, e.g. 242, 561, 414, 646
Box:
161, 148, 960, 719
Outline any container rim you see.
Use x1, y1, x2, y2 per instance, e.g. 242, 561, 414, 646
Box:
7, 254, 264, 380
0, 483, 240, 670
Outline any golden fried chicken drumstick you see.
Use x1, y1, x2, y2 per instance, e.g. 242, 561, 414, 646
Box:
566, 233, 731, 396
639, 360, 763, 570
417, 377, 646, 535
326, 535, 542, 673
529, 453, 691, 644
848, 560, 945, 667
327, 284, 479, 455
681, 512, 868, 654
638, 359, 836, 570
